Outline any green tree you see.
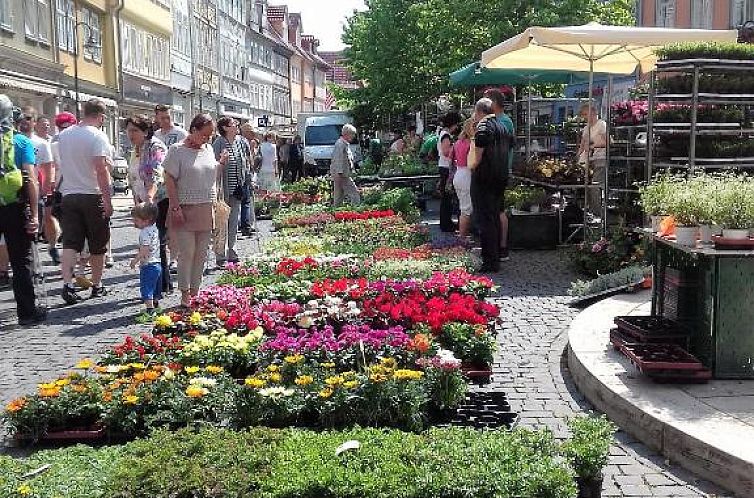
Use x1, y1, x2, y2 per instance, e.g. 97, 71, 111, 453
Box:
340, 0, 634, 128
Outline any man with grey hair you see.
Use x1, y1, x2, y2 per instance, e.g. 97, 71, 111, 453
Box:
330, 123, 361, 207
469, 97, 512, 273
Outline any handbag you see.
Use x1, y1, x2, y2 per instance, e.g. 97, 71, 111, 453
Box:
212, 198, 231, 255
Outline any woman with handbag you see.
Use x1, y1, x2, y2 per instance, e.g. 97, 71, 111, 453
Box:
124, 114, 170, 293
212, 116, 248, 264
164, 113, 228, 308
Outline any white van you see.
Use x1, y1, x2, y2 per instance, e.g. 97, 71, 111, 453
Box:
297, 111, 363, 175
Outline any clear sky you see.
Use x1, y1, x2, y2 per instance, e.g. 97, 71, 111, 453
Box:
281, 0, 366, 51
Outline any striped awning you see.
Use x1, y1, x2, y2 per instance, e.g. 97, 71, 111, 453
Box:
0, 74, 60, 96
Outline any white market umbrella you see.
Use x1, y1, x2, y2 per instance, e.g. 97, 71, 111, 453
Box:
481, 22, 738, 231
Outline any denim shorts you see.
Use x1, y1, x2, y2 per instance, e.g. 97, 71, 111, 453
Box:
140, 262, 162, 301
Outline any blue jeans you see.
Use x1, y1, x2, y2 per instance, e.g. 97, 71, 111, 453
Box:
139, 262, 162, 302
240, 185, 255, 230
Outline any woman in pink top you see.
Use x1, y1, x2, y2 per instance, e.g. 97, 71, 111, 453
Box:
451, 118, 475, 236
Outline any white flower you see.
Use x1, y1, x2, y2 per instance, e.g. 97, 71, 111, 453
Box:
259, 386, 295, 398
297, 315, 314, 328
190, 377, 217, 387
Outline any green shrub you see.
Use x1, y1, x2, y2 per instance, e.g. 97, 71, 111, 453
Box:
656, 42, 754, 61
560, 415, 617, 479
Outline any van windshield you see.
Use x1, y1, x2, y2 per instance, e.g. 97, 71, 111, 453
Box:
305, 124, 359, 146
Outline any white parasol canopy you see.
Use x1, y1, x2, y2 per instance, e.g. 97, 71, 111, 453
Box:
481, 22, 738, 74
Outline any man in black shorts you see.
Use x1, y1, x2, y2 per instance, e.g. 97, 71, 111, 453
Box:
56, 99, 113, 304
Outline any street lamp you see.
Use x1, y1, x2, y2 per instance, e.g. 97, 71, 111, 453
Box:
72, 20, 101, 119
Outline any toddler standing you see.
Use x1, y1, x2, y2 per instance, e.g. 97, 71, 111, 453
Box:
130, 203, 162, 313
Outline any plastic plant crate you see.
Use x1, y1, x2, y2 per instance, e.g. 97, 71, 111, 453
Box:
620, 343, 704, 371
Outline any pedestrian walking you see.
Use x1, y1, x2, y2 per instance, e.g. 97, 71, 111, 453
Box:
17, 109, 53, 245
289, 135, 304, 183
258, 132, 280, 192
469, 98, 512, 273
57, 99, 114, 304
130, 202, 162, 315
164, 113, 228, 308
124, 114, 171, 293
437, 112, 462, 232
154, 104, 188, 147
279, 137, 290, 182
0, 94, 46, 325
331, 124, 361, 207
47, 112, 77, 266
239, 123, 258, 235
212, 116, 248, 264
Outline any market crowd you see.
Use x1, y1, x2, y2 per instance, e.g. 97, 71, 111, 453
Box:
0, 94, 307, 325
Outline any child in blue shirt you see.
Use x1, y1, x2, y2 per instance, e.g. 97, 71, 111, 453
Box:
130, 203, 162, 314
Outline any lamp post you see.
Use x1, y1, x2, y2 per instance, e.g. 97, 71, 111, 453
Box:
72, 19, 101, 119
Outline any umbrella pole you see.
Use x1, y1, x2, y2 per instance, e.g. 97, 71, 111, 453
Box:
584, 60, 594, 237
603, 75, 614, 235
527, 82, 532, 160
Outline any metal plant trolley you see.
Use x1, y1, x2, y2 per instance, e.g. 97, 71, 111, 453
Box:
647, 58, 754, 175
649, 233, 754, 379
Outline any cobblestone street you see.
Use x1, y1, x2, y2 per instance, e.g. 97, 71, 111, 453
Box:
0, 200, 732, 496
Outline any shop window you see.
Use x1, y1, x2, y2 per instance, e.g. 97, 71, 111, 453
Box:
731, 0, 753, 27
691, 0, 712, 28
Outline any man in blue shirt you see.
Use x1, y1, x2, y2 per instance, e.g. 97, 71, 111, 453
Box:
485, 88, 515, 262
0, 95, 45, 325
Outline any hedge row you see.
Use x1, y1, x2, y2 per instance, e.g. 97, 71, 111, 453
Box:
1, 426, 578, 498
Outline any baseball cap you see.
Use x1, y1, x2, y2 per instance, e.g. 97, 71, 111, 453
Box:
55, 111, 78, 128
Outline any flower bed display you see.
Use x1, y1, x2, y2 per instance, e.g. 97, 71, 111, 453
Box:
3, 181, 500, 442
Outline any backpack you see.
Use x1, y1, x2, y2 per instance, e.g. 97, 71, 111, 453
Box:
0, 130, 24, 206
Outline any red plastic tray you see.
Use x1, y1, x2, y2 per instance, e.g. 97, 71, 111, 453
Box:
713, 236, 754, 250
620, 343, 704, 371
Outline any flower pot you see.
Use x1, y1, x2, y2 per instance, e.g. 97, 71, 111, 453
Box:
712, 224, 723, 236
722, 229, 749, 240
698, 224, 713, 245
529, 205, 541, 213
576, 475, 603, 498
650, 215, 664, 233
674, 226, 698, 247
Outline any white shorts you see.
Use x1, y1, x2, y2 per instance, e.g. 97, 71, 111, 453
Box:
453, 167, 473, 216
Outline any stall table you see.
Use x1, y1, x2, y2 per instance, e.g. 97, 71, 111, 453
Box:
648, 232, 754, 379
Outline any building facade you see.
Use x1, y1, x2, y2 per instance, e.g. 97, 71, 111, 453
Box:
193, 0, 219, 114
170, 0, 193, 128
118, 0, 173, 118
0, 0, 64, 117
637, 0, 753, 29
218, 0, 250, 120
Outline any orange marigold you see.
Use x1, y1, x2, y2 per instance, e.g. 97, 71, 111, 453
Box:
6, 398, 26, 413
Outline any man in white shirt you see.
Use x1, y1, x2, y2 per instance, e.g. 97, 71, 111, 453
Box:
154, 104, 188, 147
330, 124, 361, 207
57, 99, 114, 305
578, 104, 608, 217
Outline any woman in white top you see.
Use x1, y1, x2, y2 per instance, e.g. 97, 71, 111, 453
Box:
578, 104, 607, 216
258, 132, 280, 192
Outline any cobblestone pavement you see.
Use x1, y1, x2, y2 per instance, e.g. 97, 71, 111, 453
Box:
487, 249, 730, 497
0, 200, 733, 495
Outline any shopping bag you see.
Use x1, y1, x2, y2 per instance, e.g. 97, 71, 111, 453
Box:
212, 199, 230, 256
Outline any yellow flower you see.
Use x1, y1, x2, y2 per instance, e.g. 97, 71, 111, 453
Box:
143, 370, 161, 382
245, 377, 267, 388
324, 375, 344, 387
294, 375, 313, 386
185, 366, 200, 375
284, 354, 304, 365
393, 369, 424, 381
380, 357, 397, 369
154, 315, 173, 327
54, 378, 71, 387
129, 363, 146, 370
17, 483, 32, 496
205, 365, 224, 375
71, 384, 88, 393
38, 382, 57, 390
318, 388, 333, 399
186, 385, 208, 398
123, 395, 139, 405
268, 372, 282, 383
75, 358, 93, 369
189, 311, 203, 325
39, 387, 61, 398
369, 374, 387, 383
133, 372, 145, 382
343, 380, 359, 389
321, 361, 336, 369
342, 371, 356, 379
266, 364, 281, 373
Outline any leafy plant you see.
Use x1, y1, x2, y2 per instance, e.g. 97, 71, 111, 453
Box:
568, 265, 648, 297
656, 42, 754, 61
560, 415, 617, 479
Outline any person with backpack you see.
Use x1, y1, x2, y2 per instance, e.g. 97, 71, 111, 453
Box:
0, 94, 46, 325
469, 98, 512, 273
437, 112, 462, 232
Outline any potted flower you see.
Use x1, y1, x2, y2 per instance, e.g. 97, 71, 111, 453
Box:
639, 177, 672, 233
714, 176, 754, 240
561, 415, 617, 498
665, 183, 699, 247
689, 175, 715, 244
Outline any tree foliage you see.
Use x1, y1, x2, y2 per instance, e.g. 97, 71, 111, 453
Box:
341, 0, 635, 128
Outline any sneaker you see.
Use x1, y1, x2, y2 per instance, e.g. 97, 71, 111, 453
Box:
499, 247, 510, 262
48, 247, 61, 265
105, 255, 114, 268
90, 284, 108, 298
18, 308, 47, 326
75, 275, 93, 289
62, 284, 82, 305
